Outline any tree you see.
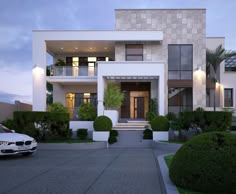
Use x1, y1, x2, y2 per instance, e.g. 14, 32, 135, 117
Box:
206, 44, 236, 111
46, 65, 53, 105
104, 85, 124, 109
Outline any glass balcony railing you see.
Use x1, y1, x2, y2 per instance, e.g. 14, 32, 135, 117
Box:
51, 66, 97, 76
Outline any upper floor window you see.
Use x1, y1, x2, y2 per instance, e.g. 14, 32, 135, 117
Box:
168, 45, 193, 80
126, 44, 143, 61
224, 88, 233, 107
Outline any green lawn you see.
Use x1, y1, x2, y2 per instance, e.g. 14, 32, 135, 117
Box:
40, 138, 94, 143
164, 155, 205, 194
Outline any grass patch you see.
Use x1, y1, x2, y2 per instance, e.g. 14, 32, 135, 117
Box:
40, 138, 94, 143
164, 155, 205, 194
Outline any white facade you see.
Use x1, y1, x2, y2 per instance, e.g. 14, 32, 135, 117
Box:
32, 9, 236, 129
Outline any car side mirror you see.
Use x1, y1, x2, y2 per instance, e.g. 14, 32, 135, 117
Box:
11, 130, 15, 133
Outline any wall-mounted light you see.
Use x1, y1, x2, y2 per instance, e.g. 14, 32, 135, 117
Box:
197, 65, 202, 71
196, 65, 202, 80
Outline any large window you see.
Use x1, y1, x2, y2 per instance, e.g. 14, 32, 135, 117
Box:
126, 44, 143, 61
66, 93, 97, 120
168, 88, 193, 113
224, 88, 233, 107
168, 45, 193, 80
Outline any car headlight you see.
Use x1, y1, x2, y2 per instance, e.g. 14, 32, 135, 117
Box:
32, 139, 37, 144
0, 141, 10, 146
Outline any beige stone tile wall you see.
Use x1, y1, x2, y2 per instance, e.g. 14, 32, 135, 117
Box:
115, 9, 206, 113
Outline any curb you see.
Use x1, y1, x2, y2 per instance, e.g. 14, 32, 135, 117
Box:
157, 153, 179, 194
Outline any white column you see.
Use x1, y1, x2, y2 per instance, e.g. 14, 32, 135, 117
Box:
32, 35, 47, 111
97, 75, 105, 116
158, 75, 165, 116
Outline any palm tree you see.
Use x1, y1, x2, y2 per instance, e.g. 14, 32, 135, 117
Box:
206, 44, 236, 111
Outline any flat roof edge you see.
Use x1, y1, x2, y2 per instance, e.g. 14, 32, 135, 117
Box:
206, 37, 225, 39
115, 8, 206, 11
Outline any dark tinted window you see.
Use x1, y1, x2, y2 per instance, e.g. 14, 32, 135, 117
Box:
224, 89, 233, 107
126, 44, 143, 61
168, 45, 193, 80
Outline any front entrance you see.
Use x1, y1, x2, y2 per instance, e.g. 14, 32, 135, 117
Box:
121, 82, 150, 119
134, 97, 144, 119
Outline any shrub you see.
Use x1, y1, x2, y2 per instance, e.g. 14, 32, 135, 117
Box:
169, 132, 236, 193
108, 135, 117, 144
110, 130, 118, 137
143, 128, 153, 139
78, 103, 96, 121
48, 102, 68, 113
151, 116, 169, 131
104, 85, 124, 109
165, 112, 176, 121
13, 111, 70, 141
146, 111, 156, 122
1, 118, 16, 129
76, 128, 88, 139
93, 116, 112, 131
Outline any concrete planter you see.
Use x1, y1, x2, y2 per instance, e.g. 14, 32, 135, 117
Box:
93, 131, 110, 141
104, 110, 118, 126
153, 131, 169, 141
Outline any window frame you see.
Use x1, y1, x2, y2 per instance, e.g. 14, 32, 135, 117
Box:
168, 44, 193, 80
125, 44, 143, 61
224, 88, 234, 107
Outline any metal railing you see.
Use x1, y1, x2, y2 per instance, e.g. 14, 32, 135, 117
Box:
51, 66, 97, 76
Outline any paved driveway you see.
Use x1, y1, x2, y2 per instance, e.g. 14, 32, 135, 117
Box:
0, 148, 166, 194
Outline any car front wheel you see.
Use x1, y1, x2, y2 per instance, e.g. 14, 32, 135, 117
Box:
22, 152, 33, 156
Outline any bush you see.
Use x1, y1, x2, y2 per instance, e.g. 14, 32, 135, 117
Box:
108, 135, 117, 144
146, 112, 156, 122
143, 128, 153, 139
93, 116, 112, 131
151, 116, 169, 131
78, 103, 96, 121
76, 128, 88, 139
1, 118, 16, 129
104, 85, 124, 109
13, 111, 70, 141
169, 132, 236, 193
48, 102, 68, 113
165, 112, 177, 121
110, 130, 118, 137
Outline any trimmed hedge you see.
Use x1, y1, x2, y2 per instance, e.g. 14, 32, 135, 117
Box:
175, 110, 232, 131
76, 128, 88, 140
110, 130, 118, 137
108, 130, 119, 144
93, 116, 112, 131
151, 116, 169, 131
169, 132, 236, 193
13, 111, 70, 141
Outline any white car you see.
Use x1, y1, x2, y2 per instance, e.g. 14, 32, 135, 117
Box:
0, 124, 37, 156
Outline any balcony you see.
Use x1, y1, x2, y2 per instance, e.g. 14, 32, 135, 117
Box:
50, 66, 97, 77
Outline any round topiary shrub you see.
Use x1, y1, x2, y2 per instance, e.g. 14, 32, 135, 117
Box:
169, 132, 236, 193
93, 116, 112, 131
150, 116, 169, 131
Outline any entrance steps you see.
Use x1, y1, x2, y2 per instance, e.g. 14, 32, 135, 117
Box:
109, 130, 153, 148
113, 121, 149, 131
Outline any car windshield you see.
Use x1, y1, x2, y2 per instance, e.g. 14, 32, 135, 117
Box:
0, 125, 13, 133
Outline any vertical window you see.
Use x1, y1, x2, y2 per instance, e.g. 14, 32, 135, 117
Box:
168, 88, 193, 113
126, 44, 143, 61
224, 89, 233, 107
168, 45, 193, 80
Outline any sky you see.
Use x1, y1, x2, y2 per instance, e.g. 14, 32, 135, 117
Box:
0, 0, 236, 104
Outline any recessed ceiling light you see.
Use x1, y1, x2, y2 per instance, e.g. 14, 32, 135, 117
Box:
89, 47, 93, 50
61, 47, 64, 50
104, 47, 107, 50
75, 47, 78, 50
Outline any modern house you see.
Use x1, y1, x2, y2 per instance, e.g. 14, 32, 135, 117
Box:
32, 9, 236, 131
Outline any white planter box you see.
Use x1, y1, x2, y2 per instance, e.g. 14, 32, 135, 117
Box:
104, 110, 118, 126
93, 131, 109, 141
70, 121, 94, 131
153, 131, 169, 141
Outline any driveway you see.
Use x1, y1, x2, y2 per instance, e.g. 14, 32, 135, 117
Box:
0, 148, 167, 194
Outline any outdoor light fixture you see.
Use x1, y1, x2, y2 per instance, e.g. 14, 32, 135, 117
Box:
197, 65, 202, 71
196, 65, 202, 80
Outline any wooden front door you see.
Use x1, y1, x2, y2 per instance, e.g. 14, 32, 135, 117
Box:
134, 97, 145, 119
